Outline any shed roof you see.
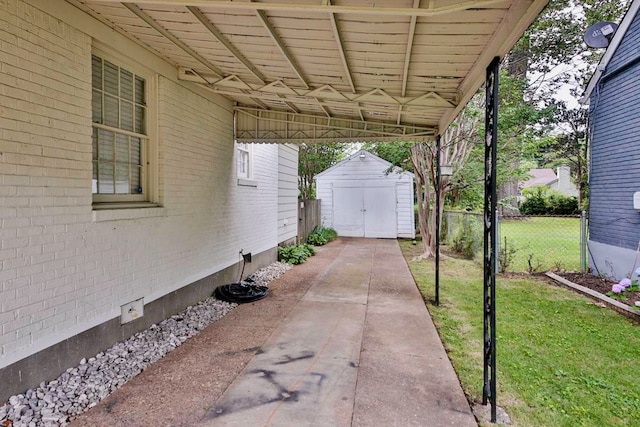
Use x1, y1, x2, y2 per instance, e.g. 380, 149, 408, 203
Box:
71, 0, 548, 142
315, 149, 414, 179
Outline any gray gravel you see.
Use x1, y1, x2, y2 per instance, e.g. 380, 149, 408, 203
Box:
0, 262, 292, 427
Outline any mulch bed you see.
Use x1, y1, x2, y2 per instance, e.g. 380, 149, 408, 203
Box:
554, 271, 640, 309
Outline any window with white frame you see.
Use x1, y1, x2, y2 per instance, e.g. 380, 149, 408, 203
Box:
236, 142, 252, 179
91, 53, 149, 203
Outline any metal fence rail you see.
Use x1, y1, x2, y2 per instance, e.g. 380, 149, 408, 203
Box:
442, 211, 587, 273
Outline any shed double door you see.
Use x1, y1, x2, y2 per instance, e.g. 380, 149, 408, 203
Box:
333, 185, 397, 238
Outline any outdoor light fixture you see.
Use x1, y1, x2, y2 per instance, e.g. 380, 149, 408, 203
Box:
359, 153, 366, 160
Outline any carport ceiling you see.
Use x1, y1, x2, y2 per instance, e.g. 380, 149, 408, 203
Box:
71, 0, 548, 143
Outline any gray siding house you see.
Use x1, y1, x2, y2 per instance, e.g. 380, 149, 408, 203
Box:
583, 0, 640, 279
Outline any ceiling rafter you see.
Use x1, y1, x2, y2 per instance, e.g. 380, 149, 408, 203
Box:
186, 6, 266, 84
401, 0, 421, 98
327, 0, 356, 94
318, 102, 332, 118
252, 3, 310, 89
195, 83, 446, 121
191, 69, 270, 110
179, 68, 456, 109
110, 1, 510, 17
122, 3, 225, 78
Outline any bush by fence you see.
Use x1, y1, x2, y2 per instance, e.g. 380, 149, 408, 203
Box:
298, 199, 321, 244
442, 211, 586, 273
519, 186, 579, 216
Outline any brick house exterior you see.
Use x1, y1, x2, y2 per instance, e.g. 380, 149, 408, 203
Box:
0, 0, 298, 400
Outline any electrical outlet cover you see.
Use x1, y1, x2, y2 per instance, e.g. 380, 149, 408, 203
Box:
121, 298, 144, 324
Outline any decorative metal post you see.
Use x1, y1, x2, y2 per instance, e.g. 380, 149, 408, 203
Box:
580, 210, 587, 273
483, 56, 500, 423
435, 135, 441, 306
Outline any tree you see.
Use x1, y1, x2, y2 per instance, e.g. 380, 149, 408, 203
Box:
413, 107, 481, 258
298, 143, 347, 199
454, 0, 629, 215
540, 102, 590, 208
367, 105, 481, 258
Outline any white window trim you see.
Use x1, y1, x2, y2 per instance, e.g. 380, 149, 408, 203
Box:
236, 142, 251, 179
92, 44, 159, 208
236, 142, 257, 187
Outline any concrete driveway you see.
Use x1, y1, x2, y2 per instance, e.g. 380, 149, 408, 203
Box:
71, 238, 476, 427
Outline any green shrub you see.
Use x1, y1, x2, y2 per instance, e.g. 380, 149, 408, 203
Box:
519, 186, 579, 216
519, 186, 547, 215
449, 215, 482, 259
278, 243, 316, 264
307, 226, 338, 246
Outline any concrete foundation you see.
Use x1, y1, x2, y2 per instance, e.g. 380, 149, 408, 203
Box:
0, 247, 276, 402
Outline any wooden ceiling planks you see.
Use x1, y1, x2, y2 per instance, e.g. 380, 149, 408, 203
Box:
77, 0, 548, 140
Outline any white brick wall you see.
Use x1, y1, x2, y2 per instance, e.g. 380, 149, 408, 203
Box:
0, 0, 287, 369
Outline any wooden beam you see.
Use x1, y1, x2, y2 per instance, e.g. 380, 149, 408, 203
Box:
318, 103, 332, 118
178, 68, 456, 108
186, 6, 266, 83
328, 1, 356, 94
114, 1, 509, 17
401, 0, 420, 97
236, 107, 436, 137
253, 6, 310, 89
122, 3, 224, 79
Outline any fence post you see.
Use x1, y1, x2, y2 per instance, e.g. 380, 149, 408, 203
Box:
580, 210, 587, 273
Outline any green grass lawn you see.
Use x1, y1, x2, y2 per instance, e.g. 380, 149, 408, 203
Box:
499, 217, 581, 272
400, 240, 640, 427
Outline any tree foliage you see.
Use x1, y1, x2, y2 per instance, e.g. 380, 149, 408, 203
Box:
298, 143, 348, 199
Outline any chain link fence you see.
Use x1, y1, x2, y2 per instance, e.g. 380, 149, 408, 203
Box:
442, 211, 588, 273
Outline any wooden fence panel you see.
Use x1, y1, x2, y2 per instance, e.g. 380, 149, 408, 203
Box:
297, 199, 321, 243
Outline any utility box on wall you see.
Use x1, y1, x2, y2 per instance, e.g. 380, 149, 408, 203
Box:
315, 150, 415, 239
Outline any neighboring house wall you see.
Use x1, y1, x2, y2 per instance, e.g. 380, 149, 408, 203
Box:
550, 166, 579, 197
588, 8, 640, 279
0, 0, 293, 399
278, 144, 299, 245
520, 166, 578, 198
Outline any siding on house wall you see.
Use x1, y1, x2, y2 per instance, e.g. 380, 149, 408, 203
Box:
607, 11, 640, 71
316, 182, 334, 229
396, 181, 415, 238
589, 11, 640, 251
0, 0, 282, 371
278, 144, 299, 244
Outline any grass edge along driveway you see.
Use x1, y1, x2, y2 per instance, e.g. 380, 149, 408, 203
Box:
400, 240, 640, 427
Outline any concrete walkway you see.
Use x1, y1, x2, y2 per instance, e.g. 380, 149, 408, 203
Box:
71, 238, 476, 427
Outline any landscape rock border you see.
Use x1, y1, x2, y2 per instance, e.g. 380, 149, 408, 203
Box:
0, 262, 292, 427
545, 271, 640, 322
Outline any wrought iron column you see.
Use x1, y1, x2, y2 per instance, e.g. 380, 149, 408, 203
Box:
483, 56, 499, 423
435, 135, 441, 306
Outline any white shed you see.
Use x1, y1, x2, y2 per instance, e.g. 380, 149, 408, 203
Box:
315, 150, 415, 239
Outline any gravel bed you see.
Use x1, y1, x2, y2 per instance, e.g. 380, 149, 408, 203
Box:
0, 262, 292, 427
